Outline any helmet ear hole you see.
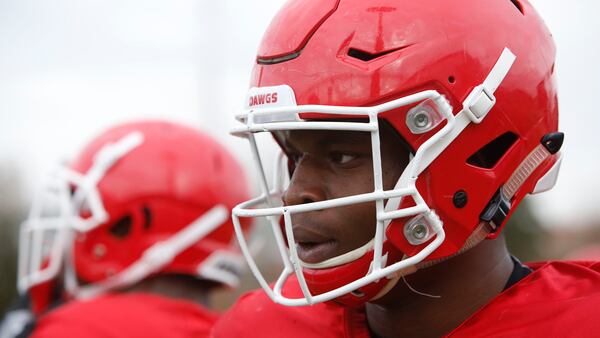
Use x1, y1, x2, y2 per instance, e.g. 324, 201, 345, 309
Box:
467, 132, 518, 169
109, 215, 133, 239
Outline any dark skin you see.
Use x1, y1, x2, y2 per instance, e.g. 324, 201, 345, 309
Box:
279, 122, 513, 338
279, 125, 405, 263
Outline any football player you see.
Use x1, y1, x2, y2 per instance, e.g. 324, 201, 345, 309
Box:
1, 120, 250, 337
213, 0, 600, 337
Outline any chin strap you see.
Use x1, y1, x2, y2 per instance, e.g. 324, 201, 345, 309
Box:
299, 239, 375, 269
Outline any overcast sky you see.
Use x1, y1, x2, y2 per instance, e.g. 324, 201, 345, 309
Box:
0, 0, 599, 229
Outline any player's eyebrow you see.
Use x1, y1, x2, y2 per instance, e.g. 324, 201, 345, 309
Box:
315, 131, 371, 148
279, 130, 371, 152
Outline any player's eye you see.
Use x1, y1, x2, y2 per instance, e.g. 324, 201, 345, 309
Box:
330, 152, 357, 165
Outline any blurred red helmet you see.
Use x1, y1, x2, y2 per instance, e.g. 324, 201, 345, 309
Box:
231, 0, 562, 307
19, 120, 250, 300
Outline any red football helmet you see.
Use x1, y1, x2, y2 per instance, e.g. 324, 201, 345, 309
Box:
19, 120, 250, 300
231, 0, 562, 307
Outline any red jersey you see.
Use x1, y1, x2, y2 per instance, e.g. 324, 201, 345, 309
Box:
212, 261, 600, 337
32, 293, 218, 338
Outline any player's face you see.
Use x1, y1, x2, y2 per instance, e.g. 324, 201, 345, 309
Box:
279, 123, 408, 264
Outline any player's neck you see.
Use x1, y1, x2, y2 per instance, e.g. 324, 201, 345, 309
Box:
365, 237, 513, 338
126, 275, 214, 308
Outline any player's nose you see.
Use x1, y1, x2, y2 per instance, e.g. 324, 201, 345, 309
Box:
282, 158, 327, 206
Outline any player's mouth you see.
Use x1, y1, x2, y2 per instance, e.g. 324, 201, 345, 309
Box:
296, 240, 338, 264
293, 226, 338, 264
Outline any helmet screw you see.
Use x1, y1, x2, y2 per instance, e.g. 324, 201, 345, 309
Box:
413, 111, 430, 129
453, 190, 468, 208
404, 216, 433, 245
411, 223, 428, 240
93, 244, 107, 258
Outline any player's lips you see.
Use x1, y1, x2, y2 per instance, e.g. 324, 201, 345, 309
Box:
296, 240, 337, 265
293, 226, 338, 264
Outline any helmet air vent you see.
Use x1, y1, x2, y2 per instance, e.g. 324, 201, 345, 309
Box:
467, 132, 518, 169
509, 0, 524, 15
142, 206, 152, 230
347, 46, 406, 62
257, 51, 303, 65
109, 215, 133, 239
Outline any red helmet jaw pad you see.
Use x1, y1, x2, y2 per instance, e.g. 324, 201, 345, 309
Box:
302, 241, 404, 307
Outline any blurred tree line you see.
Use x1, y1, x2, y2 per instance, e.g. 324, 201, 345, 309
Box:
0, 163, 25, 314
504, 199, 549, 262
505, 198, 600, 261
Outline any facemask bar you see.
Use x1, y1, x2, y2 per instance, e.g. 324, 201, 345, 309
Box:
18, 169, 72, 294
17, 132, 144, 295
232, 48, 516, 306
232, 92, 448, 306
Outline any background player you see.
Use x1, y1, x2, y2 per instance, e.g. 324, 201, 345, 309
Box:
2, 120, 250, 337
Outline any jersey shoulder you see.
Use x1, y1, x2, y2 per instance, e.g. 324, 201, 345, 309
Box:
448, 260, 600, 337
211, 277, 346, 338
32, 293, 218, 338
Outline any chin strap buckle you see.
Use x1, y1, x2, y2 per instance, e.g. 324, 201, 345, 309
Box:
479, 189, 511, 232
463, 85, 496, 124
462, 47, 516, 124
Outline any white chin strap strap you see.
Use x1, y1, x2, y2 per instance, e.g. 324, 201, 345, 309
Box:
300, 239, 374, 269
